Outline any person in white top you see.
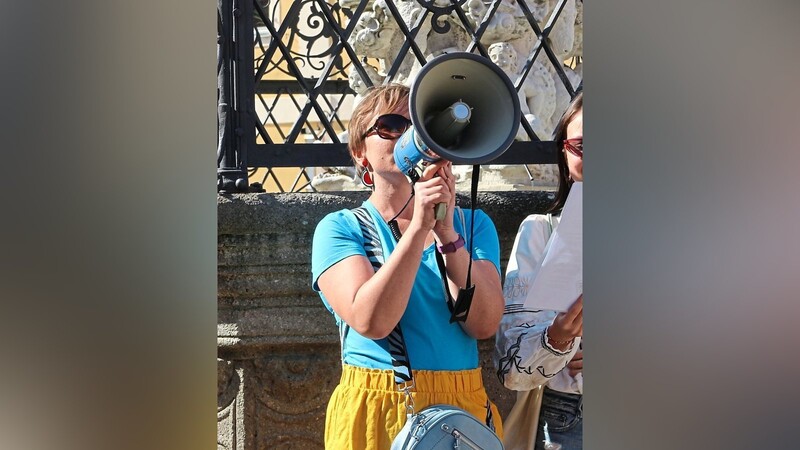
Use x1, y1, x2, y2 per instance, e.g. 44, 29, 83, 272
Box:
495, 90, 584, 450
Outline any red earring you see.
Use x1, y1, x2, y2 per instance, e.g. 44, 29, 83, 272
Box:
359, 160, 373, 188
360, 169, 374, 188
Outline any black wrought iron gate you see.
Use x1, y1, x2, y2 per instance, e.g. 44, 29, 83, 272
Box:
217, 0, 581, 193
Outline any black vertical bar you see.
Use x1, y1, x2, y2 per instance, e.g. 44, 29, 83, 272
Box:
217, 0, 255, 193
218, 0, 239, 192
236, 0, 256, 180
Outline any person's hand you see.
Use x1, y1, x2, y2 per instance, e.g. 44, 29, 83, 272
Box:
547, 295, 582, 351
412, 160, 452, 231
430, 162, 457, 240
566, 349, 583, 377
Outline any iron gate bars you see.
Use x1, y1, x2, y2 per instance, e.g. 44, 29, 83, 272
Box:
217, 0, 582, 193
218, 0, 255, 193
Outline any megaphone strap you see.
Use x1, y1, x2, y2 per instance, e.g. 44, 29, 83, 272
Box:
448, 165, 481, 323
434, 245, 475, 324
466, 165, 479, 287
386, 191, 415, 242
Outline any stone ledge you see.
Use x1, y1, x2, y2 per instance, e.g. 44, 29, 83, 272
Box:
217, 190, 559, 446
218, 191, 555, 239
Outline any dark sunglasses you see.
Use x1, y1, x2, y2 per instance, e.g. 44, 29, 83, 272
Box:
363, 114, 412, 140
563, 137, 583, 159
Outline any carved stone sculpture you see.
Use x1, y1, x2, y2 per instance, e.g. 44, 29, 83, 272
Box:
348, 63, 383, 108
546, 0, 578, 60
488, 41, 555, 140
462, 0, 523, 44
567, 0, 583, 60
314, 0, 582, 191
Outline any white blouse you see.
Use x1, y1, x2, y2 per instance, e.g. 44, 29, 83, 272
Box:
494, 214, 583, 395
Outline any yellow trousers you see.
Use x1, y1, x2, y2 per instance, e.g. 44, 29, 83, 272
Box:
325, 364, 504, 450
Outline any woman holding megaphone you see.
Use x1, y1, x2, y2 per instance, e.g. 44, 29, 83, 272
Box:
311, 83, 506, 450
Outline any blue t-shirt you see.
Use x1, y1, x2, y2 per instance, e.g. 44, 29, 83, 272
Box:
311, 200, 501, 371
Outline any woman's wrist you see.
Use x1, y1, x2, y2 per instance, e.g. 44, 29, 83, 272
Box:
437, 234, 464, 254
434, 229, 459, 245
545, 326, 575, 351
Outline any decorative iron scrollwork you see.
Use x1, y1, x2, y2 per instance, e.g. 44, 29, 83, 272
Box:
219, 0, 584, 192
255, 0, 353, 79
417, 0, 469, 34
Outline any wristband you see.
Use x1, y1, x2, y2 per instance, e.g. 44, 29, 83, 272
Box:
437, 234, 465, 254
545, 326, 575, 345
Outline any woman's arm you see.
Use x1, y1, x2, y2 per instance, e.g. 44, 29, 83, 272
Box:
436, 235, 505, 339
317, 165, 451, 340
427, 164, 504, 339
495, 307, 581, 390
457, 259, 505, 339
317, 223, 429, 340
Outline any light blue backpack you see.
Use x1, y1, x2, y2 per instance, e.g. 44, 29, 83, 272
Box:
391, 403, 504, 450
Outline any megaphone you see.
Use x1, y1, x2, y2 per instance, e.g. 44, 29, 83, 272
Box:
393, 52, 521, 219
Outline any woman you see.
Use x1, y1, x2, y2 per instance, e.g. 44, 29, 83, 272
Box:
495, 91, 584, 450
311, 84, 505, 450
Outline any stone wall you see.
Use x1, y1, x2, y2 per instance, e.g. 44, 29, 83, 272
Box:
218, 190, 555, 449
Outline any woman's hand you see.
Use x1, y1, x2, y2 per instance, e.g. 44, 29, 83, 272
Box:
411, 161, 453, 232
430, 162, 458, 242
566, 349, 583, 377
547, 295, 583, 351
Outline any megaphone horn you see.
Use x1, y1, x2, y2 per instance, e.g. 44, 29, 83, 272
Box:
393, 52, 521, 219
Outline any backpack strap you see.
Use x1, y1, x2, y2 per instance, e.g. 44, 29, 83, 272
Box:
351, 206, 412, 385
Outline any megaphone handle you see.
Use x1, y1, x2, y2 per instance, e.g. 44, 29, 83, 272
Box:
434, 203, 447, 221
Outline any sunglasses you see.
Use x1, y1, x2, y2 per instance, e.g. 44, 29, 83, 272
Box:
563, 137, 583, 159
362, 114, 412, 140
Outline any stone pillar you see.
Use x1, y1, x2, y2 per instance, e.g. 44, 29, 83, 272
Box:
218, 190, 555, 449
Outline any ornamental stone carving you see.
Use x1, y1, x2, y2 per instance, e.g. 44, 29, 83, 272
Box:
314, 0, 582, 190
349, 63, 384, 107
545, 0, 578, 60
488, 41, 555, 139
217, 358, 242, 450
568, 0, 583, 60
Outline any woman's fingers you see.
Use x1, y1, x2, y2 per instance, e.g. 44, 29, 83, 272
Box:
413, 179, 451, 227
567, 357, 583, 377
567, 350, 583, 377
416, 179, 450, 204
419, 160, 449, 181
437, 163, 454, 185
414, 161, 455, 228
563, 294, 583, 321
567, 359, 583, 370
551, 295, 583, 341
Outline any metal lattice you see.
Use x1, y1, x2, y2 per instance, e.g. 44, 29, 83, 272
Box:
218, 0, 582, 193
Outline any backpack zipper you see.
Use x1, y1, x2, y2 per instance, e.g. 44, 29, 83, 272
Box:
441, 424, 483, 450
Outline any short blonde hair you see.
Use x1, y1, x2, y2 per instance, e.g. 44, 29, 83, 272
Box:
347, 84, 410, 171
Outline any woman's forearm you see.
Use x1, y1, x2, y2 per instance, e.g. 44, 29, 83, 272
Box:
349, 225, 429, 338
